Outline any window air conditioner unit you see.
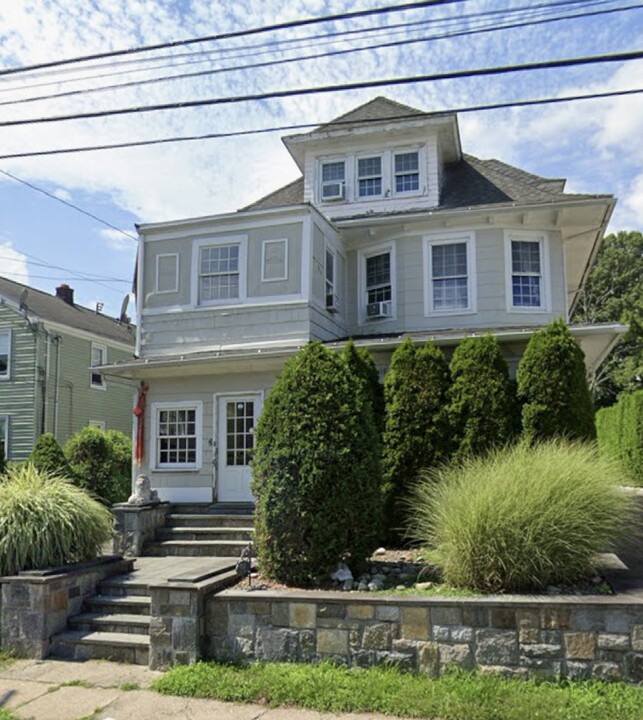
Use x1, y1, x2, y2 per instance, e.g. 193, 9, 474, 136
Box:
366, 301, 392, 319
326, 294, 340, 313
321, 181, 345, 201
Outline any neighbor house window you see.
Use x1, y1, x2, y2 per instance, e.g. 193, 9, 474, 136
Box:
90, 343, 106, 389
0, 330, 10, 379
506, 233, 547, 310
89, 420, 106, 431
154, 403, 202, 469
199, 244, 240, 301
261, 239, 288, 282
357, 156, 382, 197
0, 416, 8, 460
321, 161, 345, 201
156, 253, 179, 294
394, 151, 420, 193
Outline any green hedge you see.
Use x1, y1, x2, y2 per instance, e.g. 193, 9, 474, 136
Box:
597, 391, 643, 485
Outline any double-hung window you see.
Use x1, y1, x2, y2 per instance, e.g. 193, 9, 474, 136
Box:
506, 233, 547, 310
155, 403, 202, 469
362, 246, 394, 320
325, 247, 336, 309
200, 244, 240, 301
90, 343, 106, 389
0, 330, 10, 379
321, 161, 345, 201
394, 151, 420, 193
357, 156, 382, 198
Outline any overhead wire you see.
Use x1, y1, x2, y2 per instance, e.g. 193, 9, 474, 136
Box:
0, 0, 610, 91
1, 1, 636, 109
0, 0, 466, 78
1, 49, 641, 128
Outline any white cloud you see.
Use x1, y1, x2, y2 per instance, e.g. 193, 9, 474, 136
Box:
0, 241, 30, 285
52, 188, 72, 201
100, 228, 137, 253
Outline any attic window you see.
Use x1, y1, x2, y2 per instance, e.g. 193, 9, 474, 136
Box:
321, 161, 345, 201
358, 156, 382, 197
394, 151, 420, 193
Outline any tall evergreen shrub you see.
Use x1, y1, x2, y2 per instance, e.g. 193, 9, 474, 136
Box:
597, 390, 643, 485
516, 320, 595, 442
341, 340, 385, 434
447, 335, 518, 460
251, 342, 382, 584
29, 433, 71, 476
382, 338, 451, 538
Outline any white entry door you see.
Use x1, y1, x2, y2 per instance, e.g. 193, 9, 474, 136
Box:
216, 394, 261, 502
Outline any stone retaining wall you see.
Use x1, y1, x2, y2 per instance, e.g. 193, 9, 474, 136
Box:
206, 591, 643, 682
0, 556, 133, 659
112, 501, 171, 557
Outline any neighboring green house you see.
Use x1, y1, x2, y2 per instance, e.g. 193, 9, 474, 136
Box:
0, 276, 136, 461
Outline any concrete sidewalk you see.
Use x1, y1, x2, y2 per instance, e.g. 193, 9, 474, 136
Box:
0, 659, 389, 720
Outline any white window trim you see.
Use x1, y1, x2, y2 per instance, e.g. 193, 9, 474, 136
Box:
0, 329, 11, 381
156, 252, 179, 294
324, 243, 336, 309
191, 235, 248, 307
318, 157, 347, 203
0, 415, 8, 459
90, 343, 107, 391
151, 400, 203, 471
504, 230, 551, 313
357, 241, 397, 323
260, 238, 289, 283
89, 420, 106, 431
356, 153, 384, 200
392, 147, 424, 198
423, 232, 477, 317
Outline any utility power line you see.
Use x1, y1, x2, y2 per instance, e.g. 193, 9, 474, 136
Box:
2, 87, 640, 160
0, 0, 465, 78
1, 49, 641, 128
0, 0, 607, 91
2, 1, 636, 109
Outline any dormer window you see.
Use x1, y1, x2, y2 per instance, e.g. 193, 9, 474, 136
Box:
321, 161, 345, 201
394, 151, 420, 193
357, 156, 382, 198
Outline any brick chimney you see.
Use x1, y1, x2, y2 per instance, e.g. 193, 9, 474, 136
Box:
55, 284, 74, 305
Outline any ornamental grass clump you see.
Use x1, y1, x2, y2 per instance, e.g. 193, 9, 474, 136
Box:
409, 440, 633, 593
0, 463, 113, 576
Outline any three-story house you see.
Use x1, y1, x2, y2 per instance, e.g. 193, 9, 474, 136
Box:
104, 96, 625, 504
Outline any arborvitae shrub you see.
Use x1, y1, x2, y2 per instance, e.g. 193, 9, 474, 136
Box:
516, 320, 596, 442
382, 338, 451, 540
29, 433, 71, 476
447, 335, 517, 460
341, 340, 385, 434
64, 426, 131, 504
597, 390, 643, 485
251, 342, 382, 584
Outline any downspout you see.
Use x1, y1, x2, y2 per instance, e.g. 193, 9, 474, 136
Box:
43, 332, 51, 433
53, 335, 62, 439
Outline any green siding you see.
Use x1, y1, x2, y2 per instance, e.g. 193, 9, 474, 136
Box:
0, 301, 134, 460
0, 303, 36, 460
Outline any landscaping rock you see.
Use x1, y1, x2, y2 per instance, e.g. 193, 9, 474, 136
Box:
415, 582, 434, 591
374, 547, 386, 556
331, 563, 353, 583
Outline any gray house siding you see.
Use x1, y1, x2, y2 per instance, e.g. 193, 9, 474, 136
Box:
0, 304, 36, 460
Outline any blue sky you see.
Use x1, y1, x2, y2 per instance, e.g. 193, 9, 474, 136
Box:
0, 0, 641, 319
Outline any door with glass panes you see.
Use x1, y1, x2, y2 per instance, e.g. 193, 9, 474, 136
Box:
216, 394, 261, 502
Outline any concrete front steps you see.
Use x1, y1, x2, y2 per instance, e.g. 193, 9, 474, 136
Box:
51, 574, 151, 665
143, 506, 254, 557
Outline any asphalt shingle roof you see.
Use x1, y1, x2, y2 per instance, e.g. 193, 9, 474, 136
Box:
0, 276, 136, 346
241, 155, 611, 215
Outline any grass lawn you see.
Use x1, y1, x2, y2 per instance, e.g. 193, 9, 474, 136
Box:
152, 661, 643, 720
0, 711, 16, 720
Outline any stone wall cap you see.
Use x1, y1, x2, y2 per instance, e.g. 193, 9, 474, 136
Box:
216, 588, 643, 607
0, 555, 132, 584
112, 501, 171, 511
